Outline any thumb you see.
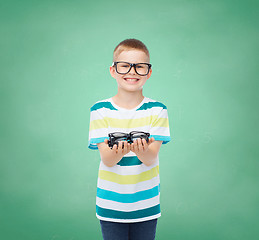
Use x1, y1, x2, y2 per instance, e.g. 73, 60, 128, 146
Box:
148, 137, 155, 144
104, 139, 109, 144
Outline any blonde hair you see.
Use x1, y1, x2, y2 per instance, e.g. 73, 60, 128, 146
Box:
113, 39, 150, 63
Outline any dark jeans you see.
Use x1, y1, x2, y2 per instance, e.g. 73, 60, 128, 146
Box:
100, 218, 158, 240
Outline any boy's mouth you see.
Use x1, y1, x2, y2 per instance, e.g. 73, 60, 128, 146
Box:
124, 78, 139, 82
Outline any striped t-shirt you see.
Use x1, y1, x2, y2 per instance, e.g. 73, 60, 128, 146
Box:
88, 96, 171, 223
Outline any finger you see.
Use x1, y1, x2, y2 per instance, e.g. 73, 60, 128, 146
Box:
148, 137, 155, 145
138, 138, 143, 152
118, 141, 123, 153
123, 141, 127, 152
142, 138, 148, 150
114, 144, 117, 149
125, 141, 130, 152
112, 144, 117, 153
134, 139, 138, 150
130, 142, 134, 152
131, 140, 137, 152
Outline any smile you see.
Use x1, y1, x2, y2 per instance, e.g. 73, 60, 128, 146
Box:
124, 78, 139, 82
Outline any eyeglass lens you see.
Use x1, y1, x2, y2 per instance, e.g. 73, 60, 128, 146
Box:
111, 133, 128, 138
116, 62, 150, 75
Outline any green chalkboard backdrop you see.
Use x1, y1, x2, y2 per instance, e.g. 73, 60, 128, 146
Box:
1, 0, 258, 239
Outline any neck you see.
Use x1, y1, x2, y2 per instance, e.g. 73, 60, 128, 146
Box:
112, 89, 144, 109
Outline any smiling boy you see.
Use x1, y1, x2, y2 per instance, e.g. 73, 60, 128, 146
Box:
88, 39, 171, 240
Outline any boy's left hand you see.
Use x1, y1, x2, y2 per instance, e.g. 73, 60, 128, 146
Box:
130, 137, 155, 155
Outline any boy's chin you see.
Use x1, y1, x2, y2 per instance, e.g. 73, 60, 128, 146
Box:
118, 86, 144, 92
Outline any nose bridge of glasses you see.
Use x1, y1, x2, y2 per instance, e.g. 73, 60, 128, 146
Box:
128, 63, 137, 74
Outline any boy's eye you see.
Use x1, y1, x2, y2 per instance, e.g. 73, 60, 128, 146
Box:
136, 65, 144, 69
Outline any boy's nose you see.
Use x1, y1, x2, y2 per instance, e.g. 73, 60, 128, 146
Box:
128, 66, 137, 74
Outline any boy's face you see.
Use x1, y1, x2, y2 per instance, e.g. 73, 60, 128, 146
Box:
109, 49, 152, 93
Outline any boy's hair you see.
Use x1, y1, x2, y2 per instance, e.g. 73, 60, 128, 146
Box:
113, 38, 150, 63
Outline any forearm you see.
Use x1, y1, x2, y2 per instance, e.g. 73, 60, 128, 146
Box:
97, 141, 131, 168
131, 139, 162, 167
136, 148, 158, 166
100, 149, 122, 167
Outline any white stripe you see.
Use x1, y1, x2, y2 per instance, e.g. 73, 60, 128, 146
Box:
150, 126, 170, 135
96, 213, 161, 223
103, 126, 151, 133
96, 108, 154, 119
124, 151, 137, 157
90, 111, 103, 120
156, 109, 168, 118
90, 126, 169, 138
98, 160, 159, 175
95, 106, 164, 120
97, 111, 162, 120
89, 126, 152, 139
89, 128, 108, 139
97, 175, 160, 193
96, 194, 160, 212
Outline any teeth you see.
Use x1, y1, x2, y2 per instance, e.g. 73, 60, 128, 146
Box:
125, 78, 138, 82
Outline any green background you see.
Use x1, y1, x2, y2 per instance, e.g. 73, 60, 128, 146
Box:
1, 0, 258, 239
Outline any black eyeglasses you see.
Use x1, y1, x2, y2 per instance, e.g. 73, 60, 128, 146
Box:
108, 131, 150, 148
112, 61, 152, 76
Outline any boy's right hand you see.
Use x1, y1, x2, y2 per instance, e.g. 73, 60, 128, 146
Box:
97, 139, 131, 167
104, 139, 131, 157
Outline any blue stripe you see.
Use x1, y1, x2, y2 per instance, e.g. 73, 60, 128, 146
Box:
89, 137, 108, 143
151, 135, 171, 144
88, 144, 98, 150
97, 184, 160, 203
91, 102, 117, 111
96, 204, 160, 219
117, 156, 142, 166
91, 101, 167, 111
137, 102, 167, 111
88, 137, 108, 150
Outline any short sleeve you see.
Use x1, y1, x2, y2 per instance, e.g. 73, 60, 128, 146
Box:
149, 107, 171, 144
88, 107, 109, 150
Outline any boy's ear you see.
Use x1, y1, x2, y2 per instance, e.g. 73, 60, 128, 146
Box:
146, 68, 152, 79
109, 66, 116, 78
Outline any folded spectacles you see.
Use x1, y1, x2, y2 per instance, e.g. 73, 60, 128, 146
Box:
108, 131, 150, 148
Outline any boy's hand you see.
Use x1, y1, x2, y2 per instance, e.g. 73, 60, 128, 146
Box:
104, 139, 131, 157
130, 137, 155, 155
98, 137, 161, 167
130, 137, 161, 166
97, 139, 131, 167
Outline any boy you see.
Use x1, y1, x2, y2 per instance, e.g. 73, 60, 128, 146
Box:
88, 39, 171, 240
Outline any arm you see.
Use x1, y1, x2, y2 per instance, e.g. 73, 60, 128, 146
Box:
130, 137, 162, 166
97, 139, 131, 167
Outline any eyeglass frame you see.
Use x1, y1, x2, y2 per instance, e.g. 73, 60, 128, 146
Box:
108, 131, 150, 148
112, 61, 152, 76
